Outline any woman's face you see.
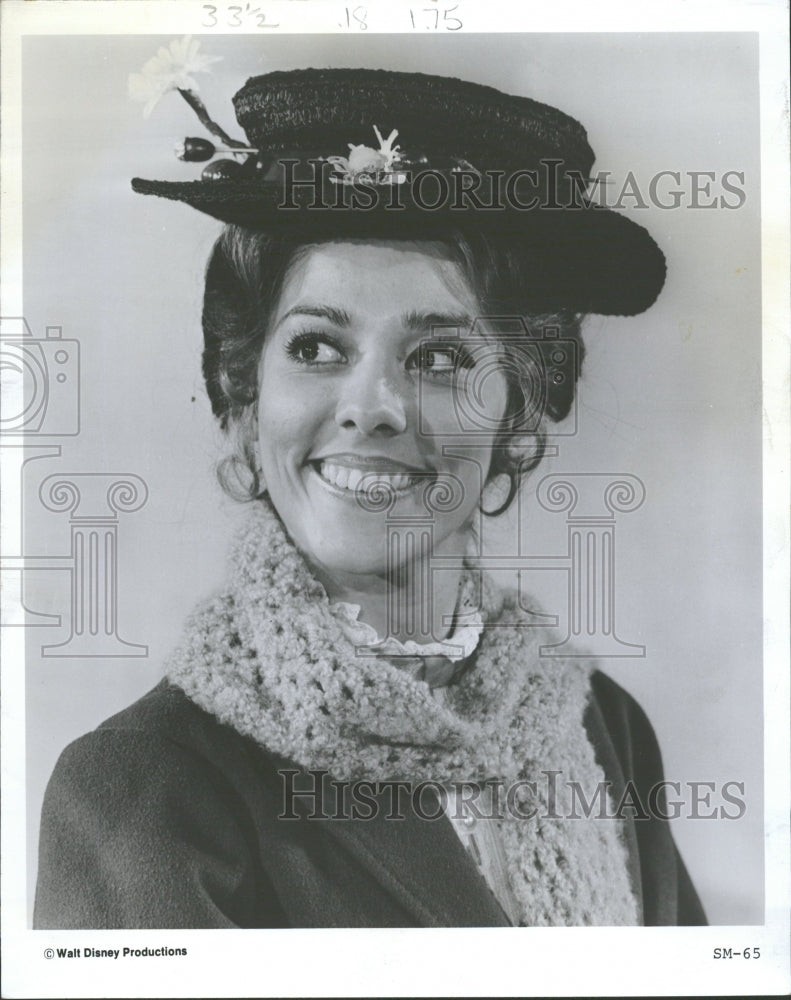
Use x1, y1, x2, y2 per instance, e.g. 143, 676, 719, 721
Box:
255, 240, 508, 578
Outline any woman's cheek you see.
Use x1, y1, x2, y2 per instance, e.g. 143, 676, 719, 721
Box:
415, 393, 483, 514
453, 372, 507, 496
417, 384, 464, 439
259, 373, 332, 445
420, 375, 506, 443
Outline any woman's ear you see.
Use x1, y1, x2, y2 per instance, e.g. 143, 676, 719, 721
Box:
216, 403, 267, 502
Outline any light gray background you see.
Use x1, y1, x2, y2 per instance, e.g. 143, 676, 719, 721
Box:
22, 32, 763, 925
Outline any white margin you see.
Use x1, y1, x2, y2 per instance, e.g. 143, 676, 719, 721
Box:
1, 1, 789, 997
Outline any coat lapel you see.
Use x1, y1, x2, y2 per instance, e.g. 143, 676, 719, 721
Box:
286, 770, 512, 927
321, 788, 512, 927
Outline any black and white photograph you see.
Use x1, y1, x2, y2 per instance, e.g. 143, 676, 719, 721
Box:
1, 2, 789, 997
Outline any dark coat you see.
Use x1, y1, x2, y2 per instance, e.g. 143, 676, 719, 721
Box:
34, 673, 706, 929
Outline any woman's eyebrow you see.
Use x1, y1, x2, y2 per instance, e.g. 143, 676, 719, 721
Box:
402, 310, 474, 335
273, 306, 475, 336
274, 304, 351, 329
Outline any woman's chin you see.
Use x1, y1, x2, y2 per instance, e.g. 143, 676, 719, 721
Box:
292, 519, 427, 579
324, 559, 391, 580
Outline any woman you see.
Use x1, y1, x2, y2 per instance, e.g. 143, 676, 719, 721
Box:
34, 63, 705, 928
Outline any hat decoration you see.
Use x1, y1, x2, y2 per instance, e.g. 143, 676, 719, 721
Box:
129, 39, 668, 317
129, 36, 257, 179
326, 126, 406, 185
129, 38, 474, 187
128, 36, 223, 121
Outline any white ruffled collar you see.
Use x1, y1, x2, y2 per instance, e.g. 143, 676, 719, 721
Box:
329, 574, 484, 663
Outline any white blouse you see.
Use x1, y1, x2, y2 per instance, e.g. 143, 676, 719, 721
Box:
330, 591, 522, 925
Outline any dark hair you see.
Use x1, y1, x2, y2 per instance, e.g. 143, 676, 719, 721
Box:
202, 225, 585, 515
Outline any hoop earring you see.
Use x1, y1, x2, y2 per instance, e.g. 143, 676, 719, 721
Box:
479, 470, 517, 517
252, 450, 267, 499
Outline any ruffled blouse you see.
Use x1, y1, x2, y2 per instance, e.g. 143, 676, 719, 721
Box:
330, 583, 521, 923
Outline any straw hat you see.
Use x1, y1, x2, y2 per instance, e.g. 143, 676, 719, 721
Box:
133, 67, 666, 315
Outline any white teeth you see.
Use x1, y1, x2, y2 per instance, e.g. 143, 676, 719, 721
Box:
346, 468, 364, 491
317, 462, 416, 493
320, 462, 342, 487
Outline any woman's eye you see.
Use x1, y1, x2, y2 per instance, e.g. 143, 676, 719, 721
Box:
285, 333, 345, 366
409, 343, 475, 379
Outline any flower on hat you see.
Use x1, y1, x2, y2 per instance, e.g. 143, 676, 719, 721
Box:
327, 126, 405, 184
128, 35, 222, 118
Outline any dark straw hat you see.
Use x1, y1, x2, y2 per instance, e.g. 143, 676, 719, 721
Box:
132, 68, 666, 316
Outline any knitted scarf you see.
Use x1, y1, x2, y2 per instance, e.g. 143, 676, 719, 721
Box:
167, 498, 639, 926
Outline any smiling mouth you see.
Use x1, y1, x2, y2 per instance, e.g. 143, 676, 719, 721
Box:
312, 459, 431, 495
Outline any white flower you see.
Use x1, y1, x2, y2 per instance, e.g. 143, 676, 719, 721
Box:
327, 126, 404, 183
128, 35, 222, 118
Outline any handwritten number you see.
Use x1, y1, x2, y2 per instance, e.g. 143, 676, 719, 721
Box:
409, 7, 463, 30
339, 6, 367, 29
201, 3, 279, 27
443, 5, 462, 30
252, 4, 280, 27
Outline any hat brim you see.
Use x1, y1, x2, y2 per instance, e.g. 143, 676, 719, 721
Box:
131, 177, 666, 317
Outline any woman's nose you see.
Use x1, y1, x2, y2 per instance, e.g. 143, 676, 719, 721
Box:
334, 367, 408, 436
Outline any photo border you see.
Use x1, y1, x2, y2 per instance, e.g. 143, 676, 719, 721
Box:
2, 2, 788, 997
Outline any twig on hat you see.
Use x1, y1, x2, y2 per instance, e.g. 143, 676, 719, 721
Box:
176, 88, 248, 150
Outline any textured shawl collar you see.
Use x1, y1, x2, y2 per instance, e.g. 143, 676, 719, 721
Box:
167, 499, 639, 926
